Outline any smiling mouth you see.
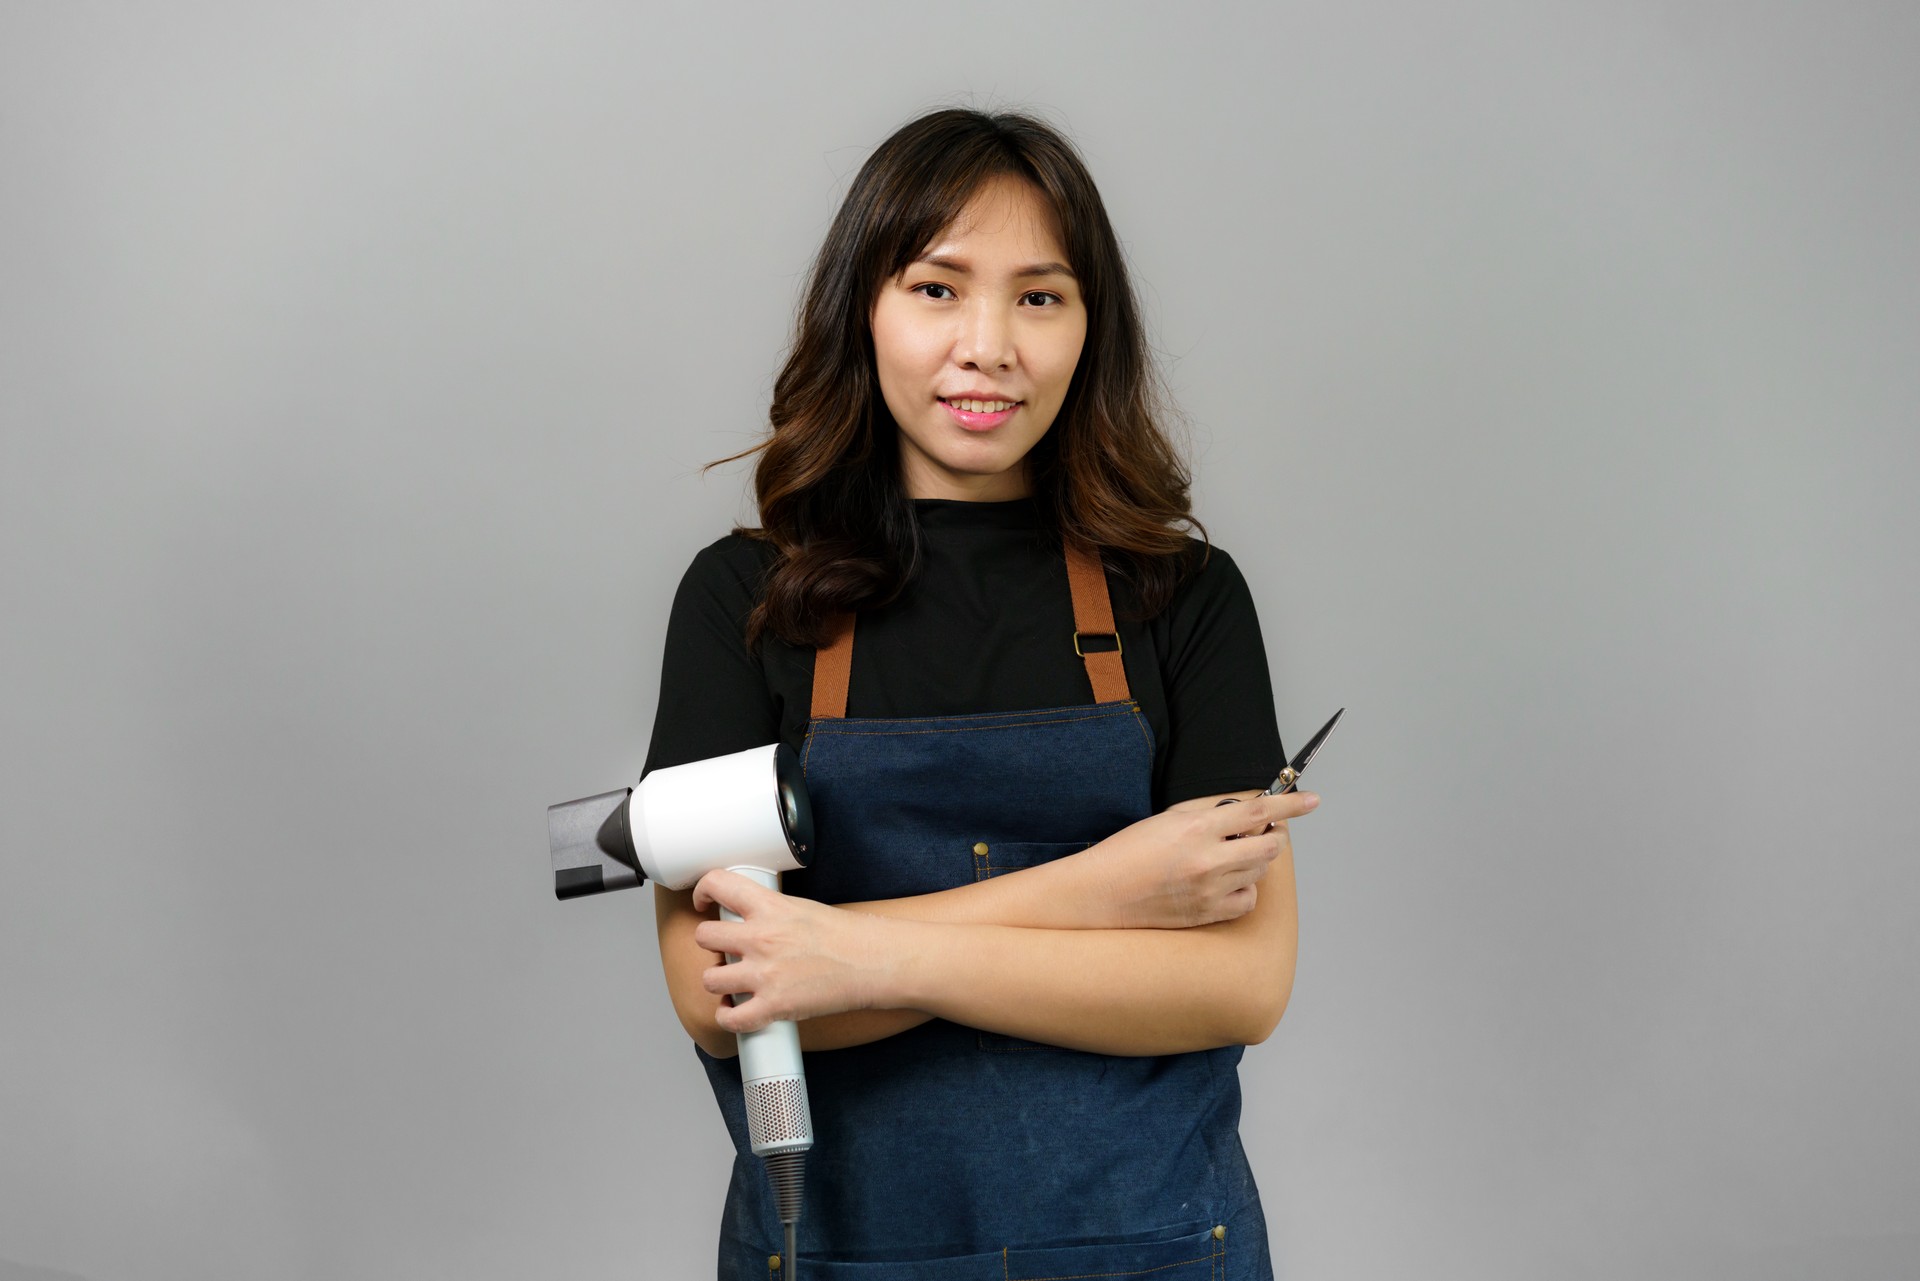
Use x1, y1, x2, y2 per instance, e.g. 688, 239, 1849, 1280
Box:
938, 398, 1021, 431
937, 397, 1022, 411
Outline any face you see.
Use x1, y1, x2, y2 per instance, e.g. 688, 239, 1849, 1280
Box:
869, 174, 1088, 501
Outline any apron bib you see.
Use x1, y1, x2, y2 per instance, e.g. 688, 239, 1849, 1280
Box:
698, 543, 1273, 1279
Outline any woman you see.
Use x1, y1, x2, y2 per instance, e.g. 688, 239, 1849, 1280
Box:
645, 106, 1318, 1279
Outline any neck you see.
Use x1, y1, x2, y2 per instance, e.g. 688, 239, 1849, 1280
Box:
901, 463, 1031, 502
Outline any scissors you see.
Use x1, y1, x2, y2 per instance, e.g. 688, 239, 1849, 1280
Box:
1216, 707, 1344, 830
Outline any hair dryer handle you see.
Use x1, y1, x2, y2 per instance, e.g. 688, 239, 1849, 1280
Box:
719, 866, 814, 1157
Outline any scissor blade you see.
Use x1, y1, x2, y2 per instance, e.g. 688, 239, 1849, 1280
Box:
1288, 708, 1344, 777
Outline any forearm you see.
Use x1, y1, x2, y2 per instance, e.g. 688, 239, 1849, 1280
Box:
793, 869, 1097, 1052
657, 885, 934, 1057
659, 833, 1128, 1056
835, 787, 1267, 930
683, 985, 931, 1059
664, 789, 1292, 1056
660, 870, 1221, 1058
836, 850, 1107, 929
843, 847, 1298, 1056
876, 904, 1294, 1056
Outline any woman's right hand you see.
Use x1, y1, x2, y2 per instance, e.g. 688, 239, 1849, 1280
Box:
1073, 790, 1318, 930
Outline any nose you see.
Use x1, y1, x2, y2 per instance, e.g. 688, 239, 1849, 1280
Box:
952, 297, 1014, 372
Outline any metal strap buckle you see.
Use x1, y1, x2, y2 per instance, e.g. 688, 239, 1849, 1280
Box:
1073, 631, 1122, 657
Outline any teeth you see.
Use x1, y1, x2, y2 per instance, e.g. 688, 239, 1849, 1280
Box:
948, 399, 1015, 413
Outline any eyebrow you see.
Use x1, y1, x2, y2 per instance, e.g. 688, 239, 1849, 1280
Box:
910, 254, 1077, 281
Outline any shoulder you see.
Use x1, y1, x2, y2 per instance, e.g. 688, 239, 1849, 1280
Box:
1103, 535, 1259, 629
659, 534, 783, 647
1161, 537, 1259, 622
1136, 538, 1270, 693
1175, 537, 1249, 587
688, 530, 776, 577
677, 532, 777, 601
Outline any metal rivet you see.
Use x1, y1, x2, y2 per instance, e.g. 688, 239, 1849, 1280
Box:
1212, 1225, 1227, 1240
768, 1255, 782, 1269
973, 842, 989, 856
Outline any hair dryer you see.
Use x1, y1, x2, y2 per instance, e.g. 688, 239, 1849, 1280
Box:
548, 742, 815, 1270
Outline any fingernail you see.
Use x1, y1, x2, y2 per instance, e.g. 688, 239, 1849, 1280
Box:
1302, 792, 1320, 807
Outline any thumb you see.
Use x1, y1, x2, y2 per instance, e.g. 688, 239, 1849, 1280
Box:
691, 867, 767, 916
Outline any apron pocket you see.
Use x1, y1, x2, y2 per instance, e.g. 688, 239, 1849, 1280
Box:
968, 839, 1093, 1054
969, 839, 1091, 882
1003, 1221, 1228, 1280
766, 1222, 1228, 1281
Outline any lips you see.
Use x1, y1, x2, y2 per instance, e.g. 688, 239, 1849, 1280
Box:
940, 398, 1020, 431
938, 396, 1021, 410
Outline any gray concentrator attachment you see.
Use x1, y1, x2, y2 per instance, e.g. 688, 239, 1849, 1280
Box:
548, 788, 641, 899
547, 742, 813, 898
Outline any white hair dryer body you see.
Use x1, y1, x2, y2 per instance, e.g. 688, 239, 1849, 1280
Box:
548, 743, 814, 1220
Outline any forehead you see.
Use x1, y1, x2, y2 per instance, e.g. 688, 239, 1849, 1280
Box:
928, 174, 1068, 256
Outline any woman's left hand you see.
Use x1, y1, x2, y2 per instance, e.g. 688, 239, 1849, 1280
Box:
691, 869, 899, 1034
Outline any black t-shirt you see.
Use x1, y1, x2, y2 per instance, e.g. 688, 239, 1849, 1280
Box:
641, 496, 1282, 810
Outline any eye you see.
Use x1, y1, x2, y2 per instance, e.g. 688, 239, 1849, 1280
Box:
911, 283, 956, 301
1022, 291, 1065, 307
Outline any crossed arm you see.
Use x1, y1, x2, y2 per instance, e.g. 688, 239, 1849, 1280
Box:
653, 788, 1303, 1060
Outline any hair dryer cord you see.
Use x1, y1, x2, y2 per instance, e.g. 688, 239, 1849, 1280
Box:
763, 1148, 806, 1276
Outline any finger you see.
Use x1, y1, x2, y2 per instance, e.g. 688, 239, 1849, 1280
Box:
692, 919, 752, 956
1220, 884, 1257, 919
1227, 812, 1279, 840
1207, 791, 1304, 837
1248, 791, 1316, 830
716, 994, 776, 1035
702, 962, 757, 997
1226, 805, 1295, 841
718, 990, 783, 1044
1218, 836, 1281, 876
1167, 794, 1225, 813
691, 868, 768, 916
1216, 833, 1285, 882
1228, 842, 1281, 880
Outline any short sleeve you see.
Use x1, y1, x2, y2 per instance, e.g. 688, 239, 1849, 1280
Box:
640, 538, 782, 779
1154, 545, 1284, 807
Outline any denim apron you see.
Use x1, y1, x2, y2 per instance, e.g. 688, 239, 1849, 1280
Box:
698, 543, 1274, 1280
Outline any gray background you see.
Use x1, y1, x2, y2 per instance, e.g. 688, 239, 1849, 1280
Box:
2, 2, 1914, 1278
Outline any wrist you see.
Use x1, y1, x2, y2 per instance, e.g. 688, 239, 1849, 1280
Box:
1054, 841, 1131, 930
858, 912, 922, 1010
875, 914, 949, 1011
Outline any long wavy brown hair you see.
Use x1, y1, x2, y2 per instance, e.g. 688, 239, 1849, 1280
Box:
710, 106, 1208, 650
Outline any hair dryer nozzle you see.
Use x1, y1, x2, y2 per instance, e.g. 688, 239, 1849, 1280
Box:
547, 788, 643, 899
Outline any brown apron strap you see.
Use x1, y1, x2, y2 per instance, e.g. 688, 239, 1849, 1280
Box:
1064, 541, 1132, 704
809, 611, 856, 720
806, 543, 1131, 718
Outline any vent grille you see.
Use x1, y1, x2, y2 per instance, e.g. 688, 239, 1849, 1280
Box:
744, 1076, 813, 1149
